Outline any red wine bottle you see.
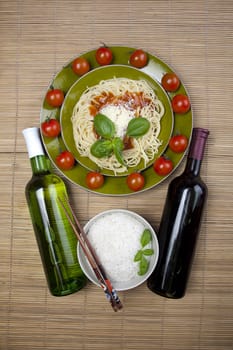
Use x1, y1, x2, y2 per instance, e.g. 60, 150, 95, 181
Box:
147, 128, 209, 299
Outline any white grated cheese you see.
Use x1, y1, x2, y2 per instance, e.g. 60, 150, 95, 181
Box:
87, 212, 145, 282
100, 104, 134, 138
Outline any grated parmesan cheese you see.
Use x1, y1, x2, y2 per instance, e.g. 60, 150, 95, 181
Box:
87, 212, 146, 283
100, 104, 134, 138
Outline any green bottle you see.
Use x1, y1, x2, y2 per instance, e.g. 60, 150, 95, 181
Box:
22, 127, 86, 296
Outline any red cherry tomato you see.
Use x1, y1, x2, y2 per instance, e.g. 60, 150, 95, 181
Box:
45, 89, 64, 108
55, 151, 75, 170
153, 157, 173, 176
41, 118, 61, 138
72, 57, 90, 76
126, 172, 145, 191
86, 171, 104, 189
95, 46, 113, 66
129, 49, 148, 68
169, 134, 188, 153
172, 94, 191, 114
161, 73, 180, 92
45, 89, 64, 107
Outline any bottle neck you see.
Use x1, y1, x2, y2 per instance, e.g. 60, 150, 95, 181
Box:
30, 155, 51, 175
184, 157, 202, 176
183, 128, 209, 177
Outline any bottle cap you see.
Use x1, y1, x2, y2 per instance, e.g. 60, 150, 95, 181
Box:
189, 127, 209, 160
22, 127, 45, 158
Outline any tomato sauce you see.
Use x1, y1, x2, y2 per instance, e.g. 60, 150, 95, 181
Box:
89, 91, 151, 117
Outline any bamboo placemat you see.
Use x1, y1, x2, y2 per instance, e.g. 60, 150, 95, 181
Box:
1, 0, 233, 349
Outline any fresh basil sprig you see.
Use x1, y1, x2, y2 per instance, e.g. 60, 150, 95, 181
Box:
139, 256, 149, 276
90, 139, 113, 158
140, 228, 152, 247
126, 117, 150, 138
90, 113, 150, 166
134, 228, 154, 276
112, 137, 125, 165
91, 113, 125, 165
93, 113, 115, 139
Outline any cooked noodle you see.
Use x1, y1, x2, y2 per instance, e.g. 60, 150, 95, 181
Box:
71, 77, 164, 174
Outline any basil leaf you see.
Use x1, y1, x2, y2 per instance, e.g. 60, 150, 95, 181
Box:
142, 248, 154, 256
138, 255, 149, 275
134, 250, 143, 262
140, 229, 152, 247
126, 117, 150, 138
112, 137, 125, 166
93, 113, 115, 139
90, 139, 113, 158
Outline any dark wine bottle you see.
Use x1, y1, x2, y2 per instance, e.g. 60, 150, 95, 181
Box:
22, 127, 86, 296
147, 128, 209, 299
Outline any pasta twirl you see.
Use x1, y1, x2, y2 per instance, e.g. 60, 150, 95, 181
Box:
71, 77, 164, 175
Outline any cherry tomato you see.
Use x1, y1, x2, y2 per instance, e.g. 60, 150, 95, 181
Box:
153, 157, 173, 176
86, 171, 104, 189
169, 134, 188, 153
95, 46, 113, 66
45, 88, 64, 107
55, 151, 75, 170
172, 94, 190, 114
126, 172, 145, 192
72, 57, 90, 76
161, 73, 180, 92
129, 49, 148, 68
41, 118, 61, 138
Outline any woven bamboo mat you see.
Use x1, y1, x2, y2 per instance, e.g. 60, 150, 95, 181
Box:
1, 0, 233, 349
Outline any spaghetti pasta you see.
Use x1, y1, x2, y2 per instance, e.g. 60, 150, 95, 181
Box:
71, 77, 164, 175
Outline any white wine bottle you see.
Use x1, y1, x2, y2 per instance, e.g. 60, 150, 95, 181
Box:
23, 127, 86, 296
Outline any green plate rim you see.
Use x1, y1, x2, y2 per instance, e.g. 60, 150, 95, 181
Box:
40, 46, 193, 196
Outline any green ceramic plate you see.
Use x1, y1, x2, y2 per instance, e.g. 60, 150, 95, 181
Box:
40, 46, 193, 196
61, 64, 173, 177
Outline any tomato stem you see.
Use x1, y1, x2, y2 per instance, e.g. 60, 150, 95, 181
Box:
100, 41, 107, 47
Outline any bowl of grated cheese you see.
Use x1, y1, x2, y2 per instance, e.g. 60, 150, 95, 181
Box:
77, 209, 159, 291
